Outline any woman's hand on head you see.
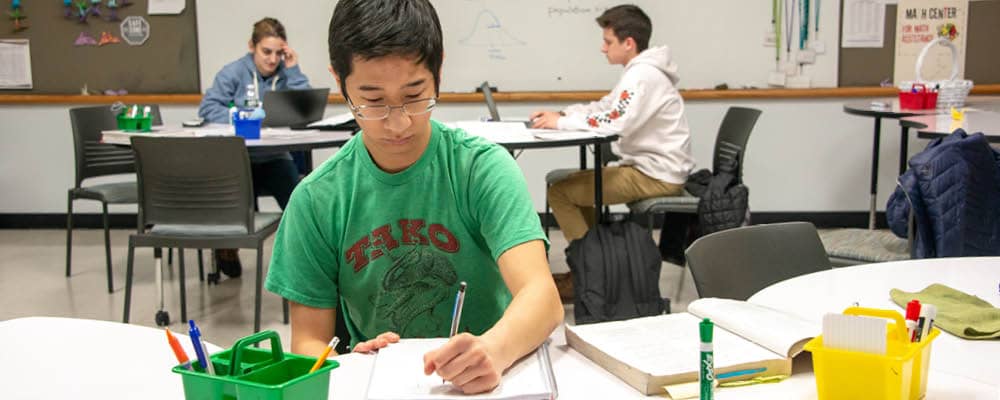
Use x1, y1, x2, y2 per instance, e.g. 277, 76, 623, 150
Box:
282, 44, 299, 69
351, 331, 400, 353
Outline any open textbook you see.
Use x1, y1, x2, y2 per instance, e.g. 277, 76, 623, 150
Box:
565, 298, 818, 395
366, 338, 557, 400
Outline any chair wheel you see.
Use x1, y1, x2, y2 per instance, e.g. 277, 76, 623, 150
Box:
207, 272, 220, 285
155, 310, 170, 326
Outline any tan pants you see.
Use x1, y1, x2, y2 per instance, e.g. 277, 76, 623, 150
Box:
548, 166, 683, 242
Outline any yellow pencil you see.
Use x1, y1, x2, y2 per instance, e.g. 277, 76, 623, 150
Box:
308, 336, 340, 373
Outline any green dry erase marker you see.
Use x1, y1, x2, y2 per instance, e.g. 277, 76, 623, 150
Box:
700, 318, 715, 400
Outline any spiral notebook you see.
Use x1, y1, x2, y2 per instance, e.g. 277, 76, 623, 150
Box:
366, 338, 557, 400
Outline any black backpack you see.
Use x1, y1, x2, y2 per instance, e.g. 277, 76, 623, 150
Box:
566, 218, 669, 324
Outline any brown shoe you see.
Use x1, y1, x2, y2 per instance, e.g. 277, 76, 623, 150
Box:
552, 272, 574, 302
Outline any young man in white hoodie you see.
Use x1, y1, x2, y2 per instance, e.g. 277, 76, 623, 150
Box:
531, 4, 694, 298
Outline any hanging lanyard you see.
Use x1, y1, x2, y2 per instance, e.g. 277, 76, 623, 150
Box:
814, 0, 821, 35
799, 0, 810, 50
783, 0, 795, 59
773, 0, 781, 66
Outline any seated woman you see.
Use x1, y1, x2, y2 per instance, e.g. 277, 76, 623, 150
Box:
198, 17, 311, 276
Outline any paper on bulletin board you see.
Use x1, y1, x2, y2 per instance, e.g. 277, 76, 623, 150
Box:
893, 0, 968, 84
148, 0, 185, 15
841, 0, 886, 48
0, 39, 32, 89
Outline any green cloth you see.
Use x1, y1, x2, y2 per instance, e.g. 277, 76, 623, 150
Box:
890, 284, 1000, 340
264, 120, 548, 346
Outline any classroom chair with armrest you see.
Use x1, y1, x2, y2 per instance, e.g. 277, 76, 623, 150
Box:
684, 222, 831, 300
67, 105, 165, 293
627, 106, 762, 298
122, 136, 288, 332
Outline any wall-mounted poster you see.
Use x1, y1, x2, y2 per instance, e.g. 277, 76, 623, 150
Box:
893, 0, 968, 83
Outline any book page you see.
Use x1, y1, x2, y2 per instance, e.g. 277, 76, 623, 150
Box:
366, 338, 552, 400
566, 313, 783, 377
688, 298, 819, 358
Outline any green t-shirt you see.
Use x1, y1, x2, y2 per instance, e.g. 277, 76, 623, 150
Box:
265, 120, 547, 345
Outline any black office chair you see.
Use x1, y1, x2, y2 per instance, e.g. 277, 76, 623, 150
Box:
685, 222, 831, 300
123, 136, 288, 332
66, 105, 162, 293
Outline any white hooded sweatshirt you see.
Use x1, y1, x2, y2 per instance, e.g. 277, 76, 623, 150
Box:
557, 46, 695, 185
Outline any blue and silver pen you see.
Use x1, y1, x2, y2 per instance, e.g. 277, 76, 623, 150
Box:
188, 320, 215, 375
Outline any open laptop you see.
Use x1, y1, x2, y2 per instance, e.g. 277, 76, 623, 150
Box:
262, 88, 330, 128
480, 81, 533, 128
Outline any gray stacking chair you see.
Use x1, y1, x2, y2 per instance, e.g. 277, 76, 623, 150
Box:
684, 222, 831, 300
627, 106, 762, 221
122, 136, 287, 332
66, 105, 162, 293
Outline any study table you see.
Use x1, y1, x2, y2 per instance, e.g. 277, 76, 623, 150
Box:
900, 110, 1000, 142
749, 257, 1000, 392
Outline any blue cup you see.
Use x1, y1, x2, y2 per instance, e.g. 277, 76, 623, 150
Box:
234, 118, 262, 140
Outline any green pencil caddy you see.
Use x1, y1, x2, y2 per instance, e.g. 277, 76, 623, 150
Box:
116, 113, 152, 132
172, 330, 339, 400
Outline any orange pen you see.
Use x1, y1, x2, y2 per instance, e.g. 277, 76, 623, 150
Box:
166, 328, 192, 370
308, 337, 340, 373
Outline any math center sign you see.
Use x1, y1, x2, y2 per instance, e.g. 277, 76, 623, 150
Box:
893, 0, 968, 84
120, 16, 150, 46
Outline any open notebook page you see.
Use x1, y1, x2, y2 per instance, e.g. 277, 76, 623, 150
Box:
687, 298, 819, 358
366, 338, 553, 400
566, 313, 781, 377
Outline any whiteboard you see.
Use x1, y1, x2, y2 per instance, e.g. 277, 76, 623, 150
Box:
197, 0, 840, 93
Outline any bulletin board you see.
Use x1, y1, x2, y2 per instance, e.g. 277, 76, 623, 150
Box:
0, 0, 199, 94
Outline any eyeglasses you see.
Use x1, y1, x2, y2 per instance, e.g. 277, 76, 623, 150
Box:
347, 97, 437, 121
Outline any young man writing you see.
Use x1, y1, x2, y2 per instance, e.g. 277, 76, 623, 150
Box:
531, 5, 695, 298
264, 0, 563, 394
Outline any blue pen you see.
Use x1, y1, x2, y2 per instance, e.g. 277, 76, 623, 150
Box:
717, 367, 767, 380
188, 320, 215, 375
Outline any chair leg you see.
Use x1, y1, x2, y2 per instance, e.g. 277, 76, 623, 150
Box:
283, 299, 290, 325
197, 249, 205, 282
543, 190, 551, 238
123, 238, 135, 323
178, 248, 187, 324
254, 245, 264, 333
167, 248, 173, 266
675, 265, 688, 300
102, 202, 114, 293
65, 193, 74, 277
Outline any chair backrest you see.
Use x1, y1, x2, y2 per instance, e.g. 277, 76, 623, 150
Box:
711, 107, 761, 181
69, 105, 164, 187
684, 222, 830, 300
131, 136, 254, 233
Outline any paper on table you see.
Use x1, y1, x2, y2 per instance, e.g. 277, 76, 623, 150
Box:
261, 128, 318, 139
454, 121, 534, 143
308, 112, 355, 128
365, 338, 553, 400
529, 129, 601, 141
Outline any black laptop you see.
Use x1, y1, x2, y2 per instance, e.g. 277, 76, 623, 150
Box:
262, 88, 330, 128
480, 81, 533, 127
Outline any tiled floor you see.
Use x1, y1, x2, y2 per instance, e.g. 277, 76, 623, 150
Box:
0, 229, 698, 349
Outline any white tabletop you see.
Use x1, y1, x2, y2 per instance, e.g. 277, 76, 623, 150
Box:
101, 124, 353, 149
901, 109, 1000, 137
749, 257, 1000, 391
0, 317, 223, 400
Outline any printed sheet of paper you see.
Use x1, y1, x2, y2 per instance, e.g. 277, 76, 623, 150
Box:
842, 0, 886, 48
148, 0, 185, 15
0, 39, 32, 89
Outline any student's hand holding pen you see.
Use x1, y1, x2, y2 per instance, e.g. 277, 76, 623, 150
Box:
351, 331, 400, 353
282, 44, 299, 69
423, 333, 507, 394
529, 111, 561, 129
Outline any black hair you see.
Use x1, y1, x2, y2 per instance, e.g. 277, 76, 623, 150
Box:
251, 17, 287, 45
328, 0, 444, 99
596, 4, 652, 52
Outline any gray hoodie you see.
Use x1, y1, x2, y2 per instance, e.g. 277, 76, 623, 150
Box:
198, 53, 311, 123
558, 46, 694, 185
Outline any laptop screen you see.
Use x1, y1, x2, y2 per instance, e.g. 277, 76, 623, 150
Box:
480, 81, 501, 122
261, 88, 330, 127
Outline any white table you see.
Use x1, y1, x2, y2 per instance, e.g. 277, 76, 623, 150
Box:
749, 257, 1000, 396
901, 110, 1000, 142
101, 124, 354, 154
0, 317, 222, 400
